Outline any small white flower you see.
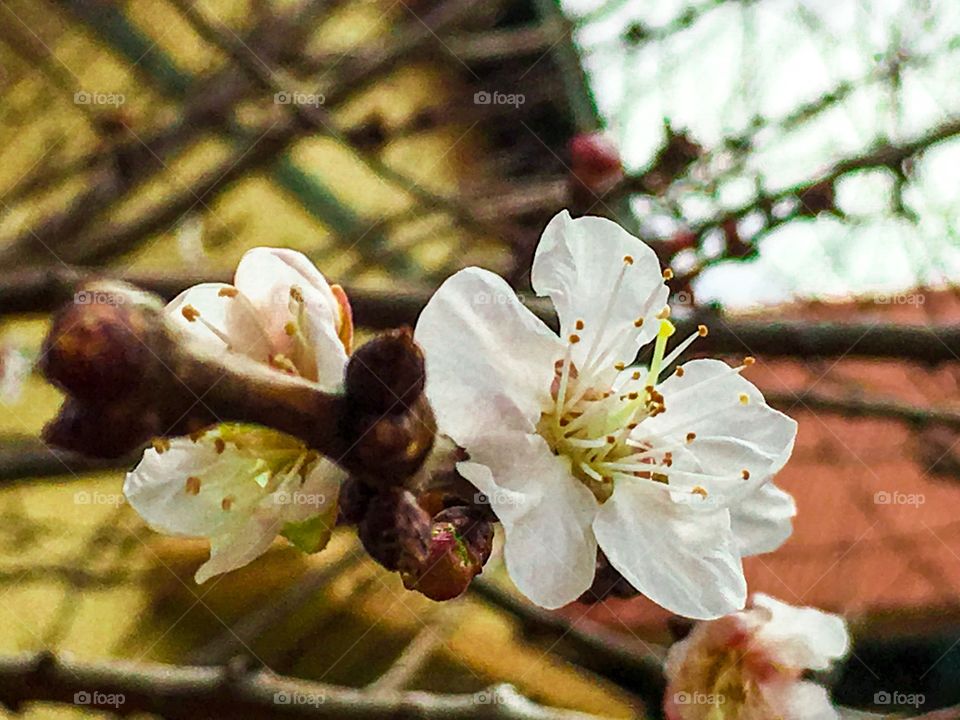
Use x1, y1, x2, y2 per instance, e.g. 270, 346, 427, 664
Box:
415, 211, 797, 617
664, 594, 850, 720
124, 248, 352, 583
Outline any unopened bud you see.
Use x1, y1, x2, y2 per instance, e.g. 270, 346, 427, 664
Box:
358, 488, 431, 573
337, 477, 377, 525
345, 327, 425, 415
41, 285, 159, 402
403, 506, 493, 601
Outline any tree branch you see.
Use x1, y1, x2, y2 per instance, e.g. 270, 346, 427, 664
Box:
767, 391, 960, 430
0, 651, 612, 719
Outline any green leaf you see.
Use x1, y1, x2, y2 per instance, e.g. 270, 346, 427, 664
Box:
281, 514, 334, 554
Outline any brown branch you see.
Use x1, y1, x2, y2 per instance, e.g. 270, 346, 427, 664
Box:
0, 651, 612, 719
6, 267, 960, 363
767, 391, 960, 430
166, 0, 526, 249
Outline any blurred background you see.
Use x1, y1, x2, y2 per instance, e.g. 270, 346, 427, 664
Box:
1, 0, 960, 717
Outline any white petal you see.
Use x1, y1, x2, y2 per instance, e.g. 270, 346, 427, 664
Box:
234, 247, 347, 387
124, 435, 272, 539
196, 513, 283, 584
415, 268, 564, 448
730, 481, 796, 556
457, 433, 598, 608
646, 359, 797, 478
532, 211, 669, 370
272, 456, 344, 525
166, 283, 272, 362
759, 680, 840, 720
593, 479, 747, 619
752, 594, 850, 671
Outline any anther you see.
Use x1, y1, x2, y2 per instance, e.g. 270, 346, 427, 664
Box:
218, 287, 238, 298
614, 361, 626, 370
623, 255, 634, 265
741, 469, 750, 480
691, 486, 708, 498
575, 319, 585, 330
698, 324, 709, 337
289, 286, 304, 303
675, 366, 685, 377
284, 321, 297, 336
181, 305, 200, 322
743, 356, 755, 365
634, 317, 645, 327
569, 334, 581, 344
686, 432, 696, 443
657, 306, 671, 320
663, 268, 674, 280
185, 476, 201, 495
739, 393, 750, 405
214, 438, 226, 454
221, 496, 234, 511
152, 438, 170, 454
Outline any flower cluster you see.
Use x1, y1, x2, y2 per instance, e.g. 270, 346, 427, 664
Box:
124, 248, 351, 582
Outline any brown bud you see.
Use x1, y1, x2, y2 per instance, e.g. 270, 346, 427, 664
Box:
403, 506, 493, 601
41, 290, 157, 402
344, 327, 425, 415
337, 477, 378, 525
358, 488, 431, 573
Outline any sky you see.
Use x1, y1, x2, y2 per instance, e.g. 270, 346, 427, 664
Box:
561, 0, 960, 308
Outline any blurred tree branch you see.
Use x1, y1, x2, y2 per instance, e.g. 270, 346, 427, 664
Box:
0, 651, 612, 719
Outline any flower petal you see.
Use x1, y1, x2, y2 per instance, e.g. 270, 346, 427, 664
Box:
759, 680, 840, 720
415, 267, 564, 448
234, 247, 348, 388
751, 593, 850, 671
166, 283, 273, 362
532, 211, 668, 371
196, 514, 283, 584
457, 433, 598, 608
594, 479, 747, 619
645, 359, 797, 479
124, 434, 273, 539
730, 480, 796, 556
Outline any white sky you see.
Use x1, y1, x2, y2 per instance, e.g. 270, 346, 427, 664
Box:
562, 0, 960, 308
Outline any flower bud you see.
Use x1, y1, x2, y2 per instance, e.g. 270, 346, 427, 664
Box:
345, 327, 425, 415
358, 487, 431, 573
403, 506, 493, 601
337, 476, 377, 525
41, 286, 159, 402
569, 132, 624, 194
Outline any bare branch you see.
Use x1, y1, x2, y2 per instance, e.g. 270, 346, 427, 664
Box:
0, 651, 613, 719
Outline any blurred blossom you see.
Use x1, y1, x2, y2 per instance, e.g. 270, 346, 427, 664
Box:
124, 248, 351, 582
665, 593, 849, 720
0, 343, 31, 404
416, 210, 797, 617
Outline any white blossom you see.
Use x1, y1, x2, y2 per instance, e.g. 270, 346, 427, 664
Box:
415, 210, 797, 617
124, 248, 351, 583
665, 594, 850, 720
